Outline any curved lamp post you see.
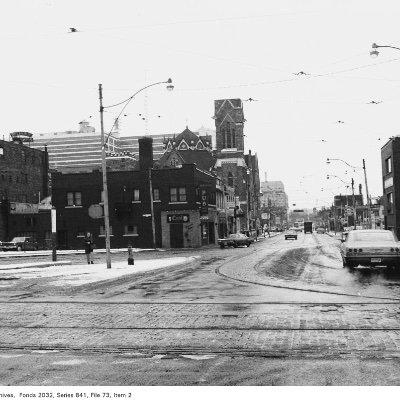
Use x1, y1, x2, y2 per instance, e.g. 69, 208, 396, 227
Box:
370, 43, 400, 58
99, 78, 174, 269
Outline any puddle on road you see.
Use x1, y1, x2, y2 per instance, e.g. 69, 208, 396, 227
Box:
52, 359, 86, 366
32, 350, 60, 354
181, 354, 216, 361
0, 354, 24, 358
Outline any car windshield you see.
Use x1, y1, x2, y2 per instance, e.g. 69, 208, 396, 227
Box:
229, 234, 245, 239
11, 237, 27, 242
348, 231, 395, 243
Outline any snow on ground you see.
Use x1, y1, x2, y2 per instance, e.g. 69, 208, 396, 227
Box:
0, 256, 198, 286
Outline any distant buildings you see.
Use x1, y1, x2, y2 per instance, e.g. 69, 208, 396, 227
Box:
30, 120, 216, 172
260, 175, 288, 228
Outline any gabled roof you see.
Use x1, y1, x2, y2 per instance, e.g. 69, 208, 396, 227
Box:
163, 126, 212, 152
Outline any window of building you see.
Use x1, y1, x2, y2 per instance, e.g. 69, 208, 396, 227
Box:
100, 225, 113, 236
153, 188, 160, 201
26, 217, 36, 227
387, 192, 394, 213
66, 191, 82, 206
385, 157, 392, 174
170, 158, 179, 167
170, 187, 186, 202
227, 172, 234, 187
132, 189, 140, 202
76, 229, 86, 238
21, 150, 26, 162
208, 190, 216, 205
124, 225, 138, 235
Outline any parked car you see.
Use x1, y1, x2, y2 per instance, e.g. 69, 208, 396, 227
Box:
284, 229, 298, 240
316, 227, 325, 234
0, 236, 39, 251
340, 229, 400, 269
218, 233, 254, 248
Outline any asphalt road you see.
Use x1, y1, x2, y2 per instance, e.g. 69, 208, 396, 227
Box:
1, 232, 400, 385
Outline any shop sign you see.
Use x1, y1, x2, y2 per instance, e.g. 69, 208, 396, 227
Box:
200, 188, 208, 215
9, 202, 38, 214
167, 214, 190, 223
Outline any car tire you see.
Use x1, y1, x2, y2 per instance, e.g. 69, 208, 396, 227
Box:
247, 243, 250, 247
17, 246, 22, 252
233, 243, 238, 248
220, 244, 225, 249
343, 258, 355, 270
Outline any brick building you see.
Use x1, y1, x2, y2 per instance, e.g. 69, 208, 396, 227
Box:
51, 137, 219, 249
0, 136, 49, 241
381, 137, 400, 237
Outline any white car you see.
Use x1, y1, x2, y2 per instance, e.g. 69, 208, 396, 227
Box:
340, 229, 400, 269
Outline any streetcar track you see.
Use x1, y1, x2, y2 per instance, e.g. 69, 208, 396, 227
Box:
1, 325, 400, 331
1, 344, 396, 359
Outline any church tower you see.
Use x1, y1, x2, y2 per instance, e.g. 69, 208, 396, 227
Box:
214, 99, 245, 153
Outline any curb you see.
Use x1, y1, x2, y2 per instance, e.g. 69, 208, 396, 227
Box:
0, 260, 72, 271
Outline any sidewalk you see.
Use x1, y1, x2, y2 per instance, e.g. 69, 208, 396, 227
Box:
0, 256, 199, 287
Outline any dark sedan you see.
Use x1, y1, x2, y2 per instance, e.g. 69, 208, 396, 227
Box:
0, 237, 39, 251
340, 229, 400, 269
218, 233, 254, 248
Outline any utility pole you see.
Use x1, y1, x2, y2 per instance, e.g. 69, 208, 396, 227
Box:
362, 159, 371, 229
351, 178, 357, 229
148, 168, 156, 249
98, 84, 112, 269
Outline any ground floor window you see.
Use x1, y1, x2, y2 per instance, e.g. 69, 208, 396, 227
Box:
124, 225, 138, 235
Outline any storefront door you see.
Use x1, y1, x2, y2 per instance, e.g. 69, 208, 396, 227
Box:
170, 223, 184, 248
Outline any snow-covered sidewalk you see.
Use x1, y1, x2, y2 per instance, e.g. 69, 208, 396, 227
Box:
0, 256, 198, 287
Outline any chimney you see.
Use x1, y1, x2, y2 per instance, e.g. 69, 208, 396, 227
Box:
138, 137, 153, 170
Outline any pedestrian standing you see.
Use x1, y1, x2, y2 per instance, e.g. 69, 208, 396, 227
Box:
84, 232, 94, 264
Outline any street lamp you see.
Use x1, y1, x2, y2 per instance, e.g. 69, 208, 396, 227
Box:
370, 43, 400, 58
327, 158, 371, 228
98, 78, 174, 269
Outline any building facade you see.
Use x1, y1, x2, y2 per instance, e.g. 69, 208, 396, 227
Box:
51, 138, 220, 249
260, 177, 288, 229
381, 137, 400, 237
0, 136, 50, 241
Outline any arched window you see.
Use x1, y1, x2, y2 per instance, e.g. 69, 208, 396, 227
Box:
227, 172, 233, 187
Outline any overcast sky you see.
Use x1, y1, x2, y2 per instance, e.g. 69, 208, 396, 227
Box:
2, 0, 400, 209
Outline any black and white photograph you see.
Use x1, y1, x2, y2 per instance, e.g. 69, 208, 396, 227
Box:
1, 0, 400, 392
